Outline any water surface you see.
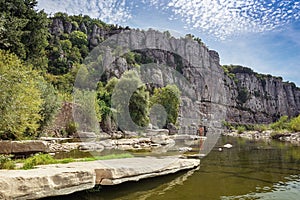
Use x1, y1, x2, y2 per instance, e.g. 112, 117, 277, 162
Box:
45, 136, 300, 200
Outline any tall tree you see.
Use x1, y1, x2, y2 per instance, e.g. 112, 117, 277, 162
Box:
150, 84, 181, 126
0, 50, 43, 139
112, 70, 150, 131
0, 0, 49, 69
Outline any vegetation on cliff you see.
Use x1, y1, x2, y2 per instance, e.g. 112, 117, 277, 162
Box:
223, 114, 300, 134
0, 0, 181, 139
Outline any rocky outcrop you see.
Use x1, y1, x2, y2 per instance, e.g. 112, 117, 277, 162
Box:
223, 67, 300, 124
49, 17, 300, 130
0, 157, 199, 199
0, 140, 48, 154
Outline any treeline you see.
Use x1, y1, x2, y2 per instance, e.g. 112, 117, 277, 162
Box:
0, 0, 180, 140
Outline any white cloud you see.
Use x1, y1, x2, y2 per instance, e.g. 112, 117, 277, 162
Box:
145, 0, 300, 40
37, 0, 132, 24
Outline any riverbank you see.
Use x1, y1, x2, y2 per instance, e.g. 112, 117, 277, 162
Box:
0, 156, 199, 199
223, 130, 300, 145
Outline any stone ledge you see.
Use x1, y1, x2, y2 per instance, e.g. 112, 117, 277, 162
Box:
0, 156, 200, 199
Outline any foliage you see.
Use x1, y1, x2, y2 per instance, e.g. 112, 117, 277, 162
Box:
0, 50, 43, 139
37, 79, 61, 132
112, 70, 150, 131
237, 87, 249, 104
65, 121, 78, 136
237, 126, 246, 134
222, 121, 234, 130
270, 115, 290, 131
185, 34, 204, 45
129, 84, 150, 127
150, 84, 181, 126
289, 115, 300, 132
0, 0, 49, 69
69, 31, 88, 48
253, 124, 268, 132
74, 89, 101, 133
0, 155, 15, 169
81, 153, 133, 161
21, 153, 133, 170
96, 78, 119, 132
22, 153, 57, 170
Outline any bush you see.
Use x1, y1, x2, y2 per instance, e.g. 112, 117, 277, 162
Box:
222, 121, 234, 130
290, 115, 300, 132
0, 155, 15, 169
22, 154, 57, 170
270, 115, 290, 130
254, 124, 268, 132
237, 126, 246, 134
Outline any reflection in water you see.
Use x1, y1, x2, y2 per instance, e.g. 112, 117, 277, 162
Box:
100, 167, 199, 200
222, 175, 300, 200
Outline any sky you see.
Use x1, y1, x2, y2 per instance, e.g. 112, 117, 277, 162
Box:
37, 0, 300, 86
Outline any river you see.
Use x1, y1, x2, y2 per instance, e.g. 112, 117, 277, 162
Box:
44, 136, 300, 200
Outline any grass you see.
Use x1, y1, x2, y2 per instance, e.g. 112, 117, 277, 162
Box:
81, 153, 133, 162
21, 153, 133, 170
0, 153, 134, 170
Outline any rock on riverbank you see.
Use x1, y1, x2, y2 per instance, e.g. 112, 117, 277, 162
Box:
223, 131, 300, 145
0, 156, 200, 199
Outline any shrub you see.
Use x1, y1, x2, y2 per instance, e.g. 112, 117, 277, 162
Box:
237, 126, 246, 134
270, 115, 290, 130
290, 115, 300, 132
22, 154, 57, 170
0, 155, 15, 169
254, 124, 268, 132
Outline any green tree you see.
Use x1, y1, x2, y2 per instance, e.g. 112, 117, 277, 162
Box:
74, 89, 101, 133
69, 31, 88, 48
97, 78, 119, 133
37, 79, 60, 132
0, 0, 49, 69
0, 50, 43, 139
150, 84, 181, 126
112, 70, 150, 131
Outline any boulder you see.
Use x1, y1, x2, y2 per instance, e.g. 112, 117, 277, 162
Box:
74, 132, 97, 138
167, 123, 178, 135
145, 129, 169, 137
151, 135, 175, 145
78, 143, 104, 151
0, 140, 48, 154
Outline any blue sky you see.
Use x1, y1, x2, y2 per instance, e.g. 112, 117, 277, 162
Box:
37, 0, 300, 86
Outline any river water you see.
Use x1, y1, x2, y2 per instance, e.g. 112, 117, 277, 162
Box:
45, 136, 300, 200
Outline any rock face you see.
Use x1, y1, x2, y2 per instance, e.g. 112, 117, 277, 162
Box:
49, 18, 300, 130
224, 67, 300, 124
0, 157, 199, 199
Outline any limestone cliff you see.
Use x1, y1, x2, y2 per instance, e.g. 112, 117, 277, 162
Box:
49, 17, 300, 129
223, 65, 300, 124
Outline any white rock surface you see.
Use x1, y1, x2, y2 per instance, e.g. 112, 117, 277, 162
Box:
0, 156, 200, 199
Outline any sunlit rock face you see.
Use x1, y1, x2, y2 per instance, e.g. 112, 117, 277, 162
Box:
50, 18, 300, 129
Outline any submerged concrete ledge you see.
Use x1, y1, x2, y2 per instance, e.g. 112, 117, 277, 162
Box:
0, 156, 199, 199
